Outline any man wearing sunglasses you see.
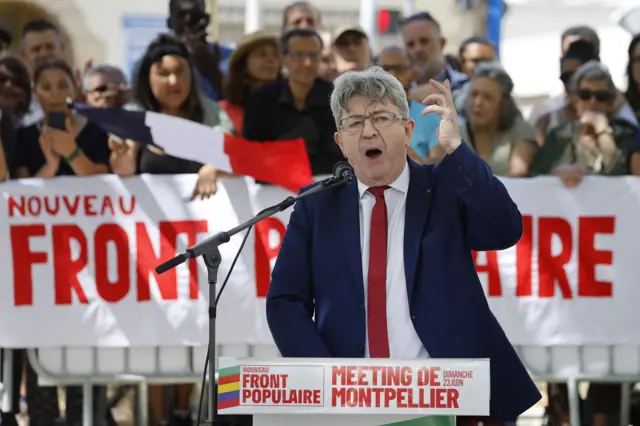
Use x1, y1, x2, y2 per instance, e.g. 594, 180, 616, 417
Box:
82, 65, 129, 109
531, 61, 637, 188
531, 39, 599, 144
533, 39, 638, 146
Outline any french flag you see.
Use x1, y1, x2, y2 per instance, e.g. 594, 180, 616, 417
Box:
68, 101, 313, 193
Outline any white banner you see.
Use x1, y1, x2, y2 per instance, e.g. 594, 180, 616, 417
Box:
0, 174, 637, 347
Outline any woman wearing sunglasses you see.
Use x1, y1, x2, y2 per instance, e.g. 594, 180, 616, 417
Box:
531, 61, 639, 186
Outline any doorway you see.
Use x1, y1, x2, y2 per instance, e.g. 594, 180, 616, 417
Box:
0, 1, 74, 64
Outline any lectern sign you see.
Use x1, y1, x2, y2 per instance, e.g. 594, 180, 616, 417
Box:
217, 358, 490, 416
219, 364, 325, 408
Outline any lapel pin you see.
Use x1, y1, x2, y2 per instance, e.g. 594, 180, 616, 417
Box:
426, 189, 431, 194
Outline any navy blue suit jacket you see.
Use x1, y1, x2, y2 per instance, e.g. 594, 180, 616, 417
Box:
266, 143, 542, 420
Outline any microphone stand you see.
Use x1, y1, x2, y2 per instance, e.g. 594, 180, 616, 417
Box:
155, 176, 350, 425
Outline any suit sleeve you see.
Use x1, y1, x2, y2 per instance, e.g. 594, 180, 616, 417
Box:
266, 194, 333, 357
437, 142, 523, 251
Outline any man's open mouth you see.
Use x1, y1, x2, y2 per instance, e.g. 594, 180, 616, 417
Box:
365, 148, 382, 159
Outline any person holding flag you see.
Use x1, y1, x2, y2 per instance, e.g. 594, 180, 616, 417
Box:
109, 34, 234, 200
78, 33, 313, 195
79, 32, 312, 424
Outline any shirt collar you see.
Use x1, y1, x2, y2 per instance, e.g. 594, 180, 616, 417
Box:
357, 161, 410, 199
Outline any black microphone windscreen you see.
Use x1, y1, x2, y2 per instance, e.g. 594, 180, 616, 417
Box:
333, 161, 347, 176
333, 161, 354, 182
155, 253, 186, 274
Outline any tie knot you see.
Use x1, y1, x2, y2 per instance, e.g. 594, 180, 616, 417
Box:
368, 186, 390, 199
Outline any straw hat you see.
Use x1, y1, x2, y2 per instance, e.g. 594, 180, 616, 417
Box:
227, 31, 278, 72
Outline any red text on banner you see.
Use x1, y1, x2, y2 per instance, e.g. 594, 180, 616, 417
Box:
472, 215, 615, 298
10, 220, 208, 306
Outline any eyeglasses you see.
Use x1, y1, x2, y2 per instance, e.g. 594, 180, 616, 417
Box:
89, 83, 123, 93
287, 51, 321, 62
89, 85, 110, 93
339, 111, 405, 134
578, 89, 614, 103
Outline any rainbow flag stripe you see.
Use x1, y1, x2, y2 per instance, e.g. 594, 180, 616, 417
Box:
217, 366, 241, 409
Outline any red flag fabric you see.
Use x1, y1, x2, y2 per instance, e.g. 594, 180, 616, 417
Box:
224, 134, 313, 193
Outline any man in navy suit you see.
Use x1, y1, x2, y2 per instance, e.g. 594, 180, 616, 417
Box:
266, 66, 541, 421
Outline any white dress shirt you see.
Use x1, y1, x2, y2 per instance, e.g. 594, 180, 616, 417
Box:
358, 161, 429, 359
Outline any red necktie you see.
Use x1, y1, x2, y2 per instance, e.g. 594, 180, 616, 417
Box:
367, 186, 391, 358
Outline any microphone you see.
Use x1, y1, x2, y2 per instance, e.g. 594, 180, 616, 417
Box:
156, 253, 187, 275
333, 161, 355, 183
314, 161, 355, 189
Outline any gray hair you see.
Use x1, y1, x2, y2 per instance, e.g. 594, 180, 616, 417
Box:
472, 61, 514, 95
466, 61, 521, 130
82, 65, 127, 91
568, 60, 616, 95
330, 66, 409, 128
378, 45, 405, 56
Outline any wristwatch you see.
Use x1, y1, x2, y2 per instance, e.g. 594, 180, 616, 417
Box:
65, 146, 83, 163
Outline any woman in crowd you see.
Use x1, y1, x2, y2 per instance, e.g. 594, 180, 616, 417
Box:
109, 33, 233, 425
625, 33, 640, 118
219, 31, 280, 133
110, 34, 233, 201
0, 56, 33, 181
538, 66, 639, 424
0, 56, 30, 426
0, 56, 31, 183
0, 56, 32, 123
1, 57, 109, 426
536, 63, 636, 424
532, 61, 639, 186
429, 61, 537, 176
14, 59, 110, 178
535, 39, 599, 145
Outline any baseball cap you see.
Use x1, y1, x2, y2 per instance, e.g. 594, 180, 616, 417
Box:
332, 25, 368, 45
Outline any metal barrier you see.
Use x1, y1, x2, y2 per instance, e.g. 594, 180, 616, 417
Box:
22, 344, 280, 426
2, 345, 638, 426
516, 345, 640, 426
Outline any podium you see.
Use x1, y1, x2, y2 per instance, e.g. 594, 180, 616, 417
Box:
217, 357, 490, 426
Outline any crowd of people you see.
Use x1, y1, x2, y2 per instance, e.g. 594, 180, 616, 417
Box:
0, 0, 639, 425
